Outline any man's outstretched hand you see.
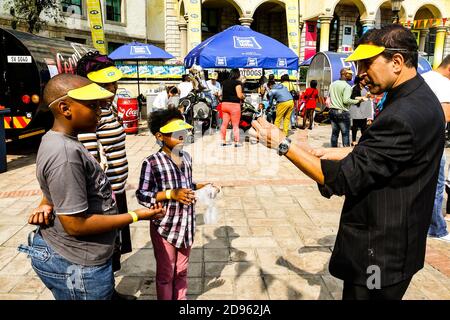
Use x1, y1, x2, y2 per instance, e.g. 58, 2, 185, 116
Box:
250, 116, 286, 150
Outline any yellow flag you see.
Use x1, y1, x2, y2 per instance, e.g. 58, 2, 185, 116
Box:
423, 19, 429, 28
86, 0, 107, 54
285, 0, 300, 56
413, 20, 417, 29
185, 0, 202, 51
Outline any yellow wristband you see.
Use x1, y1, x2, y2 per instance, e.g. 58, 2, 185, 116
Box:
166, 190, 172, 200
128, 211, 138, 223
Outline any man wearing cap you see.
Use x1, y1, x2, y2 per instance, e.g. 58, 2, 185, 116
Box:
19, 74, 165, 300
328, 68, 362, 147
252, 24, 444, 299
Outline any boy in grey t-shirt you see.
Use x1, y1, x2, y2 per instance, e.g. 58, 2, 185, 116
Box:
18, 74, 165, 300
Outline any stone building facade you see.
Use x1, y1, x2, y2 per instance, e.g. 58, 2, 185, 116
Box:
165, 0, 450, 68
0, 0, 161, 53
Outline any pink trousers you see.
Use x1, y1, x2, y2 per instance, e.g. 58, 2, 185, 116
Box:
150, 223, 191, 300
220, 102, 241, 142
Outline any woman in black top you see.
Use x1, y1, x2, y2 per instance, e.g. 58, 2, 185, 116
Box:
220, 68, 246, 147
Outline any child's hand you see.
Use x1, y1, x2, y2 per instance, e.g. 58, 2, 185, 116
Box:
135, 203, 166, 220
172, 188, 196, 205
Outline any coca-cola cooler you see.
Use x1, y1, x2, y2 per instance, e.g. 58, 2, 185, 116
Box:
117, 97, 139, 134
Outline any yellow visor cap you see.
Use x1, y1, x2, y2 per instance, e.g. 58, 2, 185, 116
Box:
67, 83, 114, 101
160, 119, 193, 134
345, 44, 386, 62
87, 66, 123, 83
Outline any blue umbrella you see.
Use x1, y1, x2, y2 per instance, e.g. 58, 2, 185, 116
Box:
109, 41, 174, 102
109, 41, 174, 60
185, 25, 298, 70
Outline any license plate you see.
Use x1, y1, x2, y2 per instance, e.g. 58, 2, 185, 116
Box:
7, 55, 32, 63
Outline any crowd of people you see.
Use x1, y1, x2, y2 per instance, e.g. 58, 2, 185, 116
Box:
15, 24, 450, 302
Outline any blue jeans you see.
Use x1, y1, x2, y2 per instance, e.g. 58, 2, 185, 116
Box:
428, 154, 449, 237
18, 229, 114, 300
290, 108, 297, 129
329, 109, 351, 147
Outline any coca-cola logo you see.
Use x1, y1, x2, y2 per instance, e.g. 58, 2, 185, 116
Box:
124, 108, 138, 118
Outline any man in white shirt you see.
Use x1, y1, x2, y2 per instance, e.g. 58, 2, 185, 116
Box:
422, 55, 450, 243
178, 74, 194, 99
153, 87, 169, 110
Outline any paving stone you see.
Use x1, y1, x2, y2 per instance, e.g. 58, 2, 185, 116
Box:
11, 276, 46, 294
264, 275, 333, 300
250, 226, 273, 237
0, 275, 21, 293
115, 276, 143, 296
203, 276, 234, 296
0, 251, 32, 276
2, 225, 35, 248
188, 262, 203, 278
204, 248, 230, 262
116, 249, 156, 277
0, 247, 20, 271
0, 225, 24, 246
234, 276, 269, 300
230, 247, 257, 262
1, 123, 448, 300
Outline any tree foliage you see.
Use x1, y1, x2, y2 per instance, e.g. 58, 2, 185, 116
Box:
4, 0, 64, 34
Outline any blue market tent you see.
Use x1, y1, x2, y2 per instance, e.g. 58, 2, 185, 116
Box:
185, 25, 299, 70
109, 41, 174, 100
109, 41, 174, 60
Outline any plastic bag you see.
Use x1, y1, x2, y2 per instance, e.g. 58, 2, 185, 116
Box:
195, 184, 220, 225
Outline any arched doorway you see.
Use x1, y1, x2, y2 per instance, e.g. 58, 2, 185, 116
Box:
251, 1, 288, 46
375, 1, 406, 27
413, 5, 443, 63
201, 0, 240, 41
317, 0, 366, 52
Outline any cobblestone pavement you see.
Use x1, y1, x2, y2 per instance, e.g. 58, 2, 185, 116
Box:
0, 122, 449, 300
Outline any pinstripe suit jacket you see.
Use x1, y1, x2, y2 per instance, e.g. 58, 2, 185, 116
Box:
320, 75, 445, 287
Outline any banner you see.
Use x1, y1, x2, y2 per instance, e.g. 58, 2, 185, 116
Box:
185, 0, 202, 51
116, 64, 185, 79
86, 0, 107, 54
285, 0, 300, 56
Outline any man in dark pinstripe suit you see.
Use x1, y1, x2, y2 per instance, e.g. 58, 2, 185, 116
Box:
252, 25, 445, 300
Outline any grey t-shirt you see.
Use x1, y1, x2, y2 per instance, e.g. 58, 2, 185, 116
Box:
36, 130, 118, 266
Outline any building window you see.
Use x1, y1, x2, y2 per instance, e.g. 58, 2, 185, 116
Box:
329, 15, 340, 52
65, 37, 86, 44
202, 8, 219, 33
108, 42, 123, 54
424, 28, 436, 63
61, 0, 82, 15
106, 0, 122, 22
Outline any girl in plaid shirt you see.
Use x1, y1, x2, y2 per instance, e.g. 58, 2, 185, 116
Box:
136, 108, 218, 300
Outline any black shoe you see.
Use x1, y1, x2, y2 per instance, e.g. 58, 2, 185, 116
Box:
221, 142, 231, 146
112, 290, 137, 300
234, 143, 243, 147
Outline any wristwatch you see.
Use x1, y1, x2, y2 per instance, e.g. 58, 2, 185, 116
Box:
277, 137, 292, 156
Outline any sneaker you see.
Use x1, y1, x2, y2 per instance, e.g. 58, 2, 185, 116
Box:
221, 142, 231, 146
112, 289, 137, 300
234, 143, 243, 147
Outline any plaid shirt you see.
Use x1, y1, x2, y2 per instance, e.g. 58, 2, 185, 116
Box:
136, 150, 196, 248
